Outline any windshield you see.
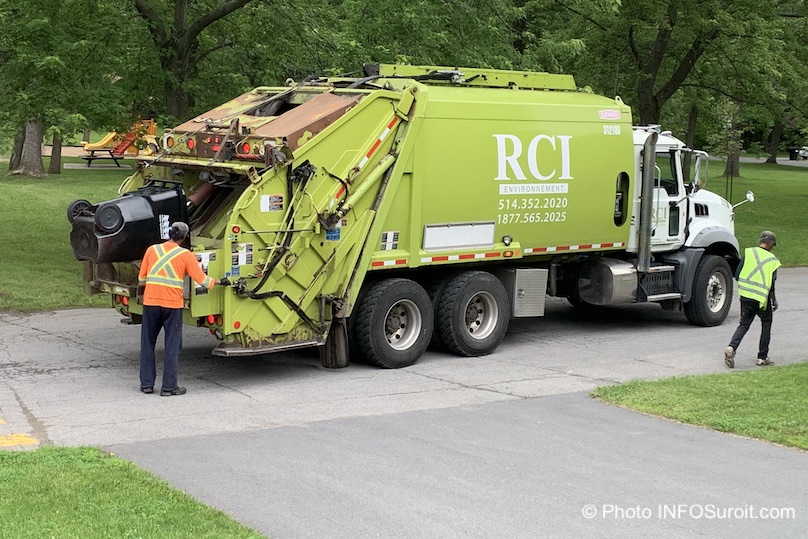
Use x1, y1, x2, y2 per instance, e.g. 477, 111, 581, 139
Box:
654, 151, 679, 196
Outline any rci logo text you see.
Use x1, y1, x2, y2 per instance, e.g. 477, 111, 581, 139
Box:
493, 134, 573, 181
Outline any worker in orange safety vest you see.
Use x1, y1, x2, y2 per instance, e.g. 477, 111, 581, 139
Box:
138, 221, 230, 396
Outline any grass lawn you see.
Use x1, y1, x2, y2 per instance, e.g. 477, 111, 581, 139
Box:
0, 157, 121, 311
593, 362, 808, 450
709, 163, 808, 267
0, 447, 265, 539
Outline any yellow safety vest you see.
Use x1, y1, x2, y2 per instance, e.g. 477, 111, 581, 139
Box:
737, 247, 780, 308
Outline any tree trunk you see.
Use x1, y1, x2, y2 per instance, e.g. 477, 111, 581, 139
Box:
636, 78, 661, 125
133, 0, 259, 121
682, 104, 698, 182
164, 75, 191, 121
16, 119, 46, 177
82, 128, 92, 144
8, 127, 25, 171
48, 133, 63, 174
723, 153, 740, 178
766, 121, 784, 164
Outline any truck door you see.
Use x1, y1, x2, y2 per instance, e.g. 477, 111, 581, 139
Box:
651, 150, 686, 251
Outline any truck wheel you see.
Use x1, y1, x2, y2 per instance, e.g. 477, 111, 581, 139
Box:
437, 271, 510, 357
567, 295, 595, 309
347, 281, 373, 364
355, 278, 433, 368
684, 255, 733, 327
426, 275, 453, 351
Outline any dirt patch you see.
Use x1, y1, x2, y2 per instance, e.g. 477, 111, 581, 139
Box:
44, 146, 85, 157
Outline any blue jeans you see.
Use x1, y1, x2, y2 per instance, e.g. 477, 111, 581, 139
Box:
729, 297, 773, 359
140, 306, 184, 391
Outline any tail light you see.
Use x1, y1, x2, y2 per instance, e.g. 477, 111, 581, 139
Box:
236, 140, 261, 160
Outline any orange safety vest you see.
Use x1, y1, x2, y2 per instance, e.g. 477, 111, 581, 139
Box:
138, 241, 213, 308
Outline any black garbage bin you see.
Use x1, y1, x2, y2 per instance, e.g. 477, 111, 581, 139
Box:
788, 147, 799, 160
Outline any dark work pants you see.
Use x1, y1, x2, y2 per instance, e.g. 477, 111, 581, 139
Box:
140, 306, 184, 391
729, 297, 773, 359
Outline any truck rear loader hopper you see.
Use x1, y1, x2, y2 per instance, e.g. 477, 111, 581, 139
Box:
68, 64, 740, 369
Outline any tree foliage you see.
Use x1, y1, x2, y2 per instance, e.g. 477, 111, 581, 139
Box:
4, 0, 808, 176
0, 0, 137, 174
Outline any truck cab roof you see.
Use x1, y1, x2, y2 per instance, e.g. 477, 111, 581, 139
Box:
633, 126, 686, 151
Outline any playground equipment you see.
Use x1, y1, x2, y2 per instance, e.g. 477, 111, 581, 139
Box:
81, 120, 159, 166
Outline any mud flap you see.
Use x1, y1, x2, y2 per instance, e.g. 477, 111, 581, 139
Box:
319, 317, 350, 369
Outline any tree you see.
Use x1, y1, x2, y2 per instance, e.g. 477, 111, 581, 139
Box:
675, 3, 808, 172
528, 0, 792, 127
0, 0, 136, 176
132, 0, 261, 120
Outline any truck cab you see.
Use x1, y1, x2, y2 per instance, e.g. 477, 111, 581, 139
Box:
627, 127, 733, 254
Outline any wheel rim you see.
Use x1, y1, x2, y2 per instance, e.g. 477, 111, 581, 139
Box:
706, 271, 727, 313
384, 299, 422, 350
464, 291, 498, 340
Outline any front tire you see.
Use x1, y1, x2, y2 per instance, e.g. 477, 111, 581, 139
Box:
684, 255, 733, 326
437, 271, 510, 356
355, 278, 433, 368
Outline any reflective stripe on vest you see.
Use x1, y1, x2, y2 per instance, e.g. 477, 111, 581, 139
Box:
145, 244, 187, 289
737, 247, 780, 307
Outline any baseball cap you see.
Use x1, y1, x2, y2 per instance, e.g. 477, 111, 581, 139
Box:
759, 230, 776, 246
170, 221, 189, 240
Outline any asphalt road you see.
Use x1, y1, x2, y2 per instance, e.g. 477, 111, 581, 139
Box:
2, 269, 807, 537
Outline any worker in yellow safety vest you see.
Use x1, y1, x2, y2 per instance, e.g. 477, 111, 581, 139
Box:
724, 230, 780, 368
138, 222, 230, 396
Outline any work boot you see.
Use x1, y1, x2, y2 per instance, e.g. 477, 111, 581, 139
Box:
160, 386, 187, 396
756, 358, 774, 366
724, 346, 735, 369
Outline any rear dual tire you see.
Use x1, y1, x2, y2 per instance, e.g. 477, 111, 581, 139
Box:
435, 271, 510, 357
351, 271, 510, 367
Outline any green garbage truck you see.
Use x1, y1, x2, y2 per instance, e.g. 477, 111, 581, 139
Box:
68, 64, 741, 369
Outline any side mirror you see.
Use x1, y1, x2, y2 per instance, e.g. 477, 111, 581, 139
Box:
733, 190, 755, 208
692, 150, 709, 190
